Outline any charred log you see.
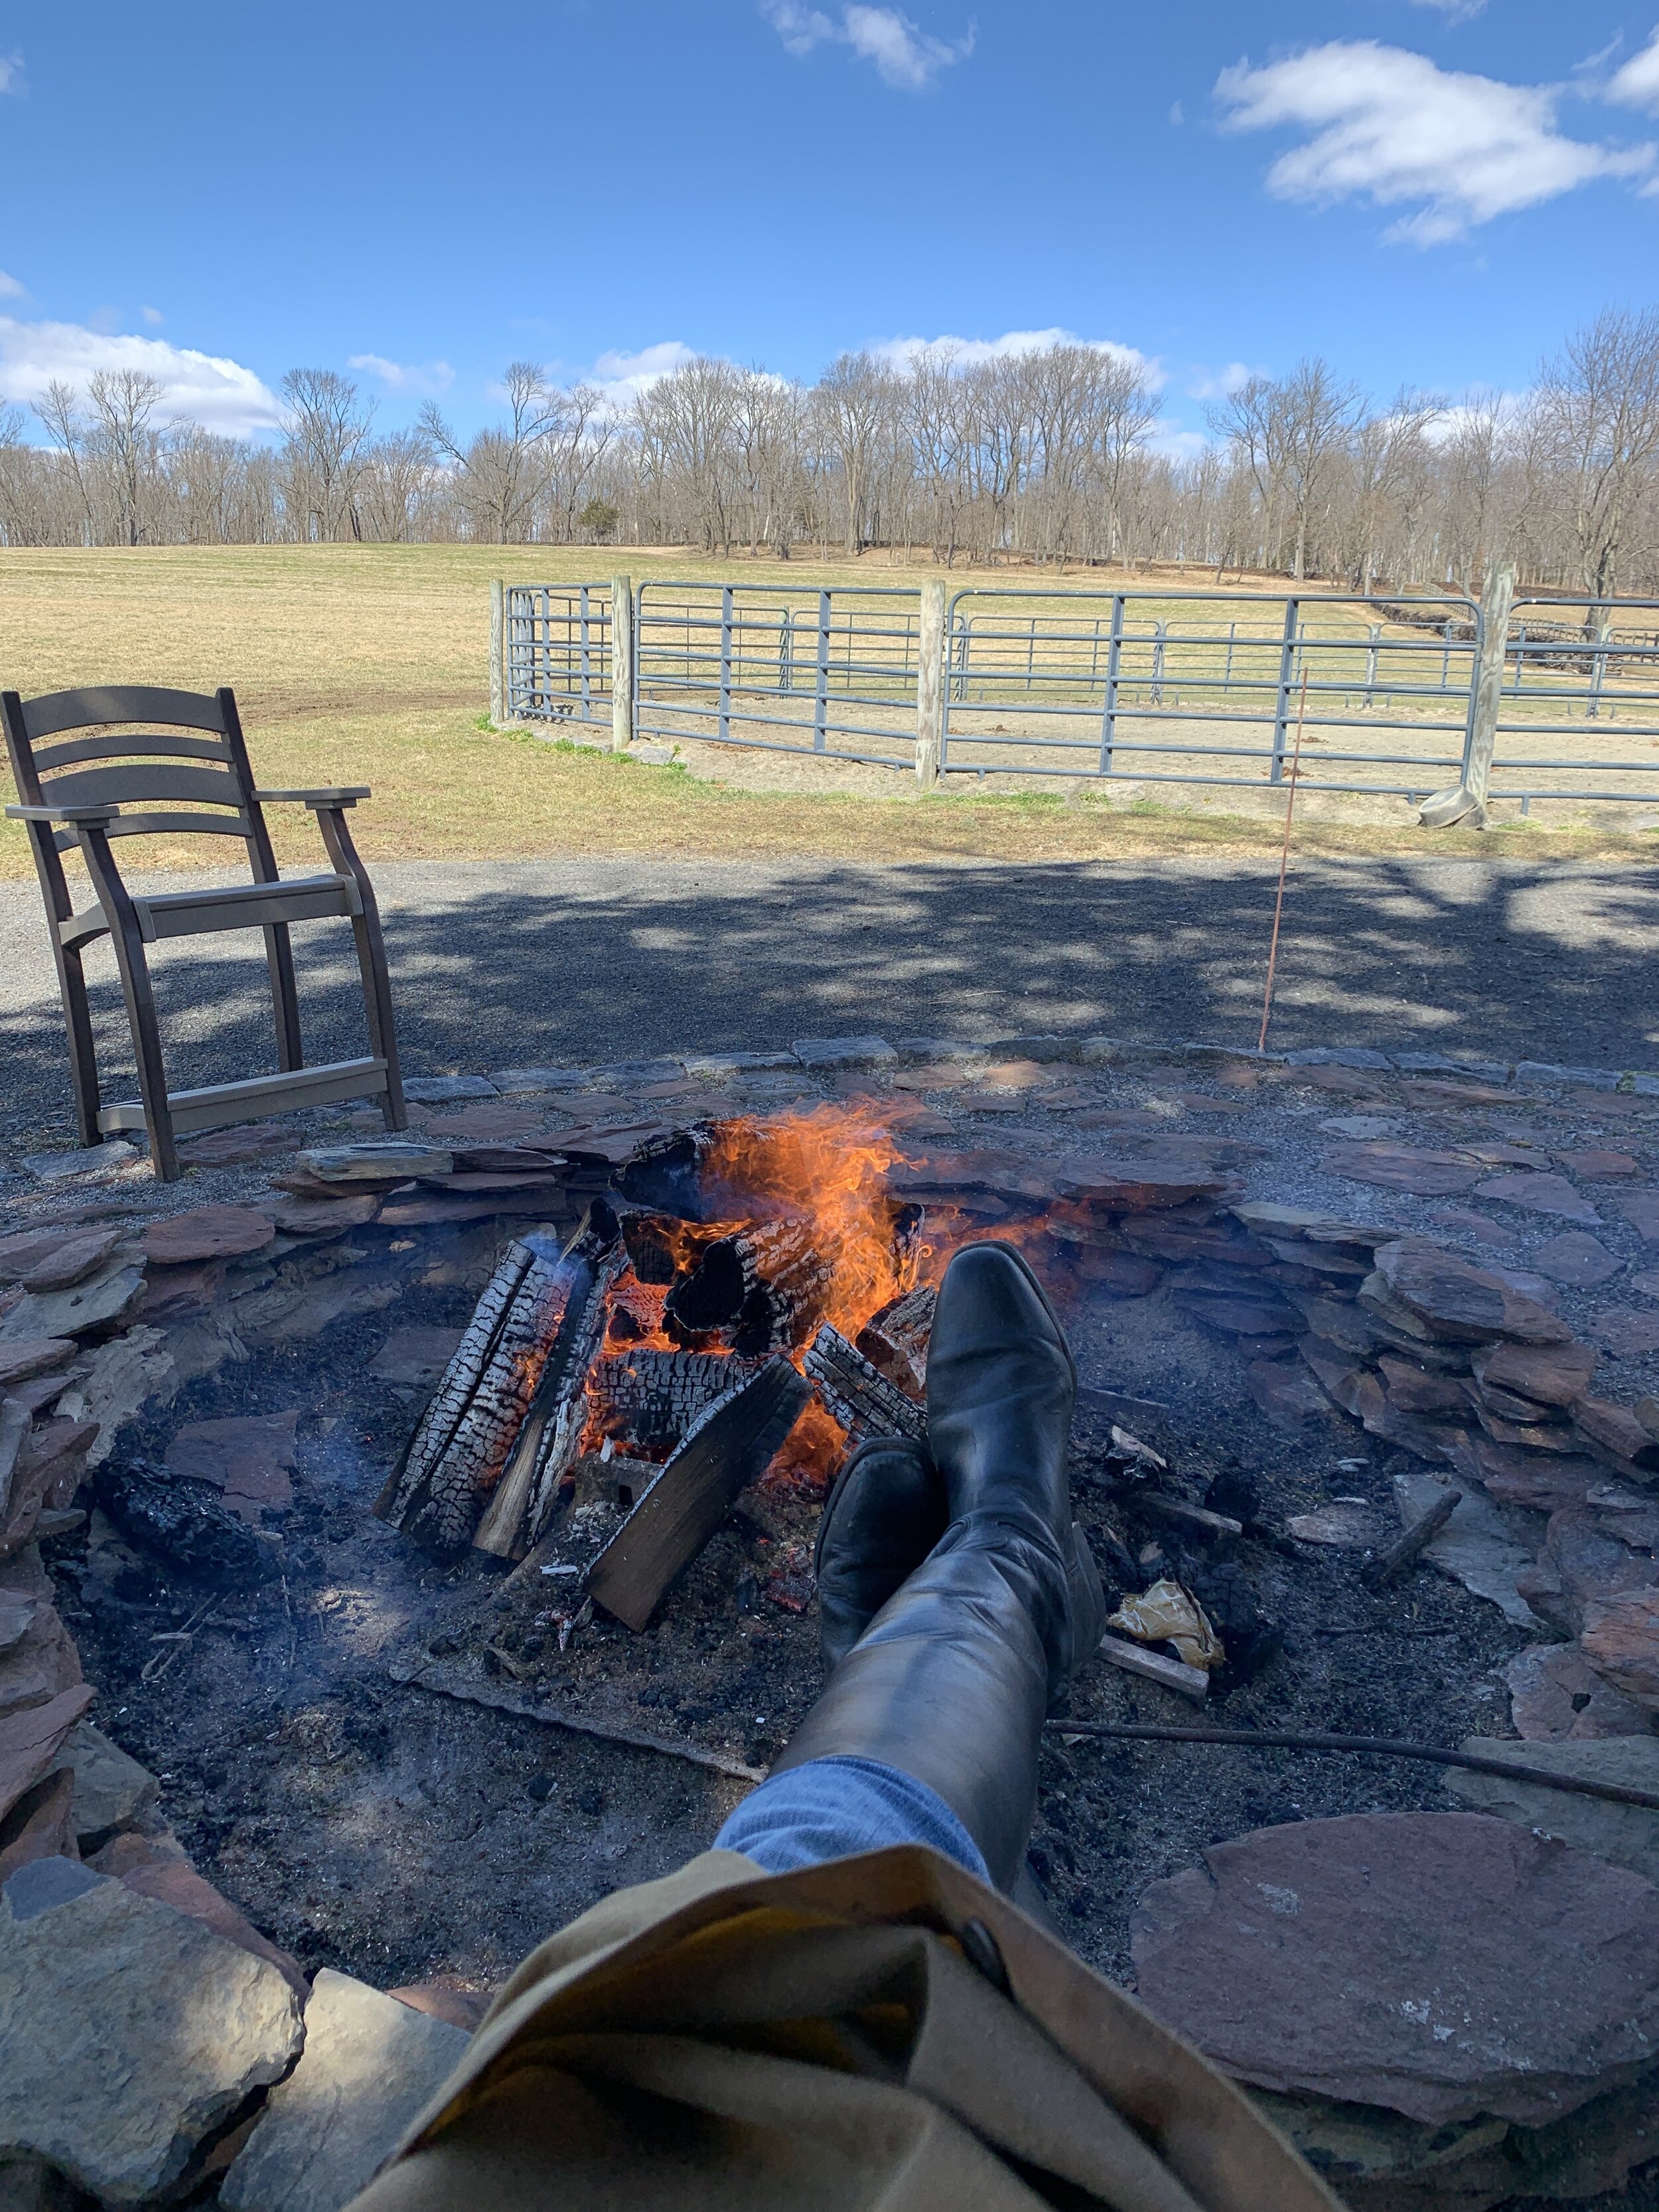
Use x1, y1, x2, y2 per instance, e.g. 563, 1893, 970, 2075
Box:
377, 1203, 618, 1556
855, 1285, 934, 1397
615, 1123, 718, 1219
587, 1357, 813, 1631
481, 1213, 629, 1558
665, 1217, 833, 1354
805, 1324, 928, 1442
587, 1348, 768, 1456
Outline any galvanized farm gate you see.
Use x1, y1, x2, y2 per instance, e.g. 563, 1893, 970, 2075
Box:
490, 571, 1659, 811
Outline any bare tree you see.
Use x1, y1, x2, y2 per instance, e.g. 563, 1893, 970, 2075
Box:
1212, 359, 1360, 577
422, 364, 605, 544
815, 352, 899, 553
84, 369, 165, 546
1534, 308, 1659, 603
634, 358, 743, 552
279, 368, 374, 541
1344, 389, 1443, 592
33, 381, 95, 541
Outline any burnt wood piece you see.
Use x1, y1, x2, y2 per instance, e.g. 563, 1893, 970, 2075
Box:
377, 1205, 615, 1555
586, 1358, 812, 1631
1361, 1490, 1462, 1589
856, 1284, 935, 1396
666, 1217, 833, 1353
615, 1122, 719, 1218
2, 684, 404, 1180
587, 1348, 768, 1455
805, 1325, 928, 1443
476, 1211, 629, 1558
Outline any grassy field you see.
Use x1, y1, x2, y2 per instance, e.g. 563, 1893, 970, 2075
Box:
0, 542, 1648, 879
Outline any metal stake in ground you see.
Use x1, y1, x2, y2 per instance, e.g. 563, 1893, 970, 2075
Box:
1256, 666, 1309, 1055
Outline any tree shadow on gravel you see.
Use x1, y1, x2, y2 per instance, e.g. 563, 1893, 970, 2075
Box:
1, 855, 1654, 1144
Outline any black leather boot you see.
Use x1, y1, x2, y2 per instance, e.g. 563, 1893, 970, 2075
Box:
815, 1435, 948, 1667
774, 1243, 1102, 1891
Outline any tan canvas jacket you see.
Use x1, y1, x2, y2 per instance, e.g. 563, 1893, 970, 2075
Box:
349, 1843, 1342, 2212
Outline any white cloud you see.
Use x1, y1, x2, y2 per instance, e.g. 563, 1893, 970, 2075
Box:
0, 271, 25, 301
1215, 40, 1654, 244
346, 352, 454, 396
0, 318, 281, 434
0, 52, 22, 96
763, 3, 971, 91
1609, 29, 1659, 113
873, 327, 1164, 387
140, 305, 164, 327
1169, 100, 1184, 125
1148, 423, 1210, 459
1187, 360, 1254, 400
1406, 0, 1487, 19
587, 339, 697, 408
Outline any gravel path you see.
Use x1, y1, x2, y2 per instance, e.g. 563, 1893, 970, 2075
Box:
1, 854, 1654, 1145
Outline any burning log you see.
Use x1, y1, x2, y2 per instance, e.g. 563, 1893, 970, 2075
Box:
855, 1285, 934, 1396
376, 1204, 619, 1556
804, 1325, 928, 1443
476, 1220, 628, 1560
587, 1357, 813, 1630
587, 1348, 768, 1456
615, 1123, 718, 1218
665, 1217, 833, 1353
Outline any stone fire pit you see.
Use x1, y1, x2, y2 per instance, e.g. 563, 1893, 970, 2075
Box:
6, 1033, 1659, 2208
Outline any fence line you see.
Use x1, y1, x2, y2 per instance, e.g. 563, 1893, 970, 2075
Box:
494, 577, 1659, 809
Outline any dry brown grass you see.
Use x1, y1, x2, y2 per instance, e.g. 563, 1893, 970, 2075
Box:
0, 543, 1647, 878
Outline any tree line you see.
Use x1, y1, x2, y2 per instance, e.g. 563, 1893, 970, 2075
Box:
3, 308, 1658, 601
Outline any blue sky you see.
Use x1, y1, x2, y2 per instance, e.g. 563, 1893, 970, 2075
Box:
3, 0, 1658, 447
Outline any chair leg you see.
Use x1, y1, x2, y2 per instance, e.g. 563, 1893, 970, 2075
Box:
313, 805, 406, 1131
76, 826, 180, 1181
53, 943, 104, 1150
263, 921, 304, 1071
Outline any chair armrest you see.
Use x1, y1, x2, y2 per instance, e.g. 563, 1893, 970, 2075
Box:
252, 787, 371, 809
7, 802, 121, 824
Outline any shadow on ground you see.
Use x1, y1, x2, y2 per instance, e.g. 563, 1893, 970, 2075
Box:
0, 853, 1654, 1141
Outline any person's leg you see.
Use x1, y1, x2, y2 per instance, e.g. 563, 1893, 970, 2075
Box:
731, 1242, 1102, 1893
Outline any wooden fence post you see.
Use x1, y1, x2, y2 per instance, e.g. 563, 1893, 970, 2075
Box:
611, 573, 634, 753
916, 577, 946, 790
1464, 560, 1517, 809
1419, 559, 1515, 828
489, 577, 505, 727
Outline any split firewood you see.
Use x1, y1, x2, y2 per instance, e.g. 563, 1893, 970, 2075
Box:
377, 1203, 619, 1556
804, 1325, 928, 1443
586, 1357, 813, 1631
478, 1222, 630, 1559
855, 1284, 934, 1396
666, 1217, 833, 1353
587, 1349, 768, 1456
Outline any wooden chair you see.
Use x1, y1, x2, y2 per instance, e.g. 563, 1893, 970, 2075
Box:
4, 683, 406, 1181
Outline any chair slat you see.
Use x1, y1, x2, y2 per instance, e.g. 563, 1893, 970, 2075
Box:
133, 875, 358, 942
42, 763, 245, 810
21, 685, 227, 740
51, 810, 252, 850
33, 732, 232, 773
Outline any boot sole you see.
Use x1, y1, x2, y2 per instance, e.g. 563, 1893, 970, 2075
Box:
944, 1238, 1079, 1394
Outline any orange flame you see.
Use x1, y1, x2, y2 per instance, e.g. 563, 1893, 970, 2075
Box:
577, 1099, 1092, 1495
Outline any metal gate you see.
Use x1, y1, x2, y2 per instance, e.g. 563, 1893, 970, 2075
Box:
496, 576, 1659, 806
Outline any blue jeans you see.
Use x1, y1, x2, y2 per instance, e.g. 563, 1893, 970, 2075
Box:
713, 1754, 989, 1881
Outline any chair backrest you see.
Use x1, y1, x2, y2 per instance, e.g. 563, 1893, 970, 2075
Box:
3, 683, 279, 883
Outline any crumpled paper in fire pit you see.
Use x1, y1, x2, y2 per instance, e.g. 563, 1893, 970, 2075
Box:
1107, 1579, 1224, 1671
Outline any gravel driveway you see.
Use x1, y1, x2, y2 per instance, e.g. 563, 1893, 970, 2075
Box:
1, 853, 1654, 1145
